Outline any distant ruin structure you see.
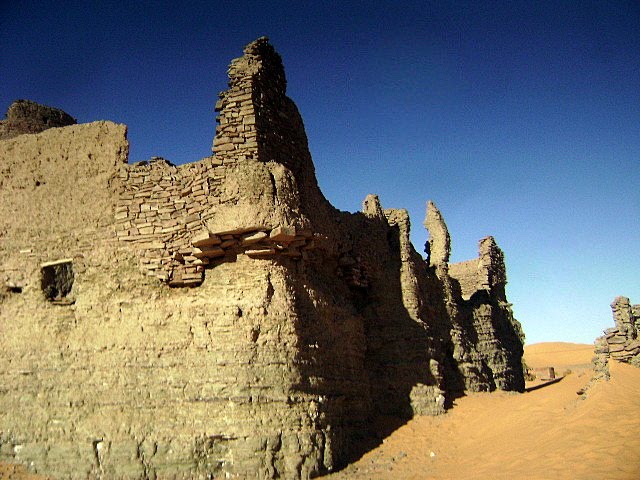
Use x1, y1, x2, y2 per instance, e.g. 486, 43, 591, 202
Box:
0, 99, 76, 140
0, 37, 525, 479
594, 296, 640, 380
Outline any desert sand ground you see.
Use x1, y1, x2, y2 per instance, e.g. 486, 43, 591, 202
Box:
2, 342, 639, 479
328, 342, 640, 479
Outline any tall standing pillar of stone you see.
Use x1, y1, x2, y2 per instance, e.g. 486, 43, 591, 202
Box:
424, 200, 451, 267
213, 37, 322, 198
213, 40, 264, 164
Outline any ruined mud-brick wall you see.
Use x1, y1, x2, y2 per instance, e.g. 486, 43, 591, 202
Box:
447, 236, 525, 391
0, 99, 76, 140
0, 37, 525, 479
448, 237, 506, 301
594, 297, 640, 377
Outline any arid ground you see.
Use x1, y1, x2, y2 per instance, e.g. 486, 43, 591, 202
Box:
326, 342, 640, 479
2, 342, 639, 479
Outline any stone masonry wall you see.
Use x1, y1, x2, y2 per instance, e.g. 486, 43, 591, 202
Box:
0, 37, 525, 479
594, 296, 640, 370
114, 154, 318, 288
114, 37, 321, 289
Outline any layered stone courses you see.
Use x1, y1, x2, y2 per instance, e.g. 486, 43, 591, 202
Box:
594, 296, 640, 372
114, 154, 320, 287
0, 37, 525, 479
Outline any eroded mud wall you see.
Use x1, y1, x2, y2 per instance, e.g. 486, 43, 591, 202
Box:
0, 37, 525, 479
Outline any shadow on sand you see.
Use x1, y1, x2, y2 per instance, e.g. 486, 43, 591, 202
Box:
525, 376, 564, 392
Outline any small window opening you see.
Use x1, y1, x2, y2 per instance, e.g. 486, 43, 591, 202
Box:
41, 259, 74, 305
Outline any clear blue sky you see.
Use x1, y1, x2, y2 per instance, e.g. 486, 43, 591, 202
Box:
2, 1, 638, 344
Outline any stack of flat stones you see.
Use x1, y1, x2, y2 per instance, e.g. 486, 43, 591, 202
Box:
113, 155, 318, 287
595, 296, 640, 365
212, 39, 268, 164
114, 157, 227, 285
170, 225, 316, 287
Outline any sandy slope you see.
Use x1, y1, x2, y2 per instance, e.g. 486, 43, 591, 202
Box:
525, 341, 595, 370
2, 343, 639, 479
328, 342, 640, 479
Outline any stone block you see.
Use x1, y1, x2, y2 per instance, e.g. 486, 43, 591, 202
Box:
212, 226, 266, 236
607, 335, 627, 344
214, 143, 235, 152
269, 226, 296, 242
192, 247, 225, 259
139, 241, 165, 250
242, 231, 268, 245
609, 343, 626, 353
245, 248, 276, 257
220, 239, 237, 249
192, 229, 222, 248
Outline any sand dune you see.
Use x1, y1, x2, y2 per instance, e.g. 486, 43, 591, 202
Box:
525, 341, 595, 369
328, 342, 640, 479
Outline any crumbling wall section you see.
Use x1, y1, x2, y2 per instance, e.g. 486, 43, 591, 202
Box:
0, 120, 128, 297
114, 157, 219, 285
426, 206, 524, 393
453, 237, 524, 391
213, 37, 315, 183
212, 43, 260, 165
449, 237, 506, 301
375, 206, 447, 417
594, 296, 640, 369
114, 38, 322, 288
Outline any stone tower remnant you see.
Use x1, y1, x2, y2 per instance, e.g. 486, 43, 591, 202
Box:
0, 99, 76, 140
594, 296, 640, 378
0, 37, 525, 479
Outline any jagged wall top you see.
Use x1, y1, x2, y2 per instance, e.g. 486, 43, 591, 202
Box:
448, 236, 508, 300
213, 37, 319, 195
229, 36, 286, 93
213, 36, 287, 163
